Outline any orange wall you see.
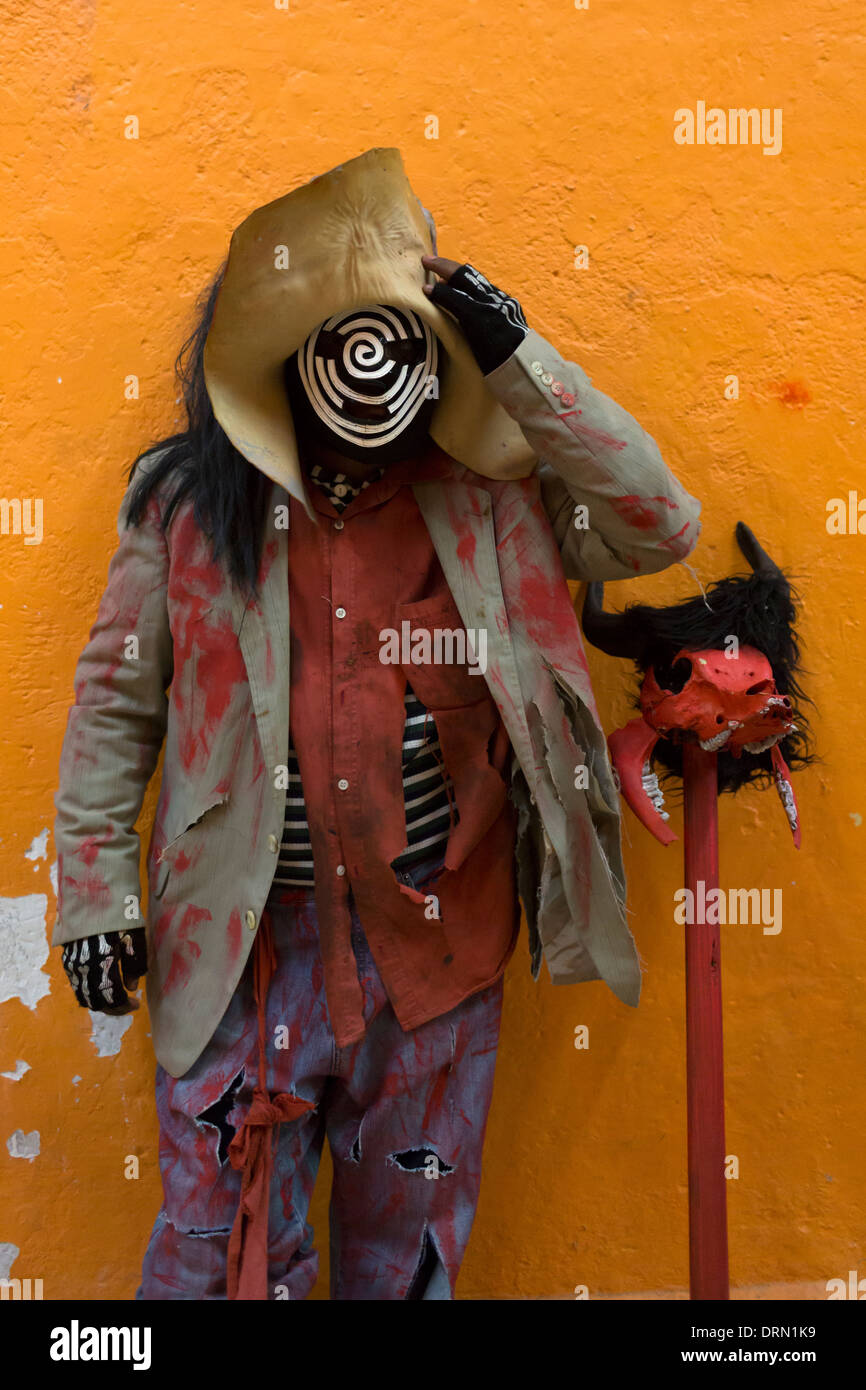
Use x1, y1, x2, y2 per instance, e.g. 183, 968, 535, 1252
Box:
2, 0, 863, 1299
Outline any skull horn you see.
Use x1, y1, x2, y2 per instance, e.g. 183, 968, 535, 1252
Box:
581, 582, 649, 662
735, 521, 785, 579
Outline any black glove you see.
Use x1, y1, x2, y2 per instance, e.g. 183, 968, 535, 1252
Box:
427, 264, 529, 375
61, 928, 147, 1013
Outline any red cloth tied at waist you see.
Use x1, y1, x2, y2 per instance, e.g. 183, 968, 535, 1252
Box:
226, 906, 316, 1301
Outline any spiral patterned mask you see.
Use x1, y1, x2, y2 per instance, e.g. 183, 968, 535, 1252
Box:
296, 304, 439, 451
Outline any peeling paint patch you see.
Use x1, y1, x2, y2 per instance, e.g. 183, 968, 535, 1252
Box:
0, 894, 51, 1010
0, 1243, 20, 1280
7, 1129, 40, 1161
1, 1060, 30, 1082
25, 829, 49, 864
49, 859, 58, 897
88, 1011, 133, 1057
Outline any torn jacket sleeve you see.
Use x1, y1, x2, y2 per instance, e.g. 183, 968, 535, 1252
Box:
51, 462, 174, 948
481, 326, 702, 581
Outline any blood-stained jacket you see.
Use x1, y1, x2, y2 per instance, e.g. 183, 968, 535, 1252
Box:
52, 327, 701, 1078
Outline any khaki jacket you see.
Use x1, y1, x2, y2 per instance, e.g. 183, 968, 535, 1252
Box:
52, 328, 701, 1077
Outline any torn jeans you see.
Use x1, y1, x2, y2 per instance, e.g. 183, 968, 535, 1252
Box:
136, 848, 504, 1300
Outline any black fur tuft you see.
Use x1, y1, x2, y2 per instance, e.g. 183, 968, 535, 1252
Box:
589, 566, 816, 795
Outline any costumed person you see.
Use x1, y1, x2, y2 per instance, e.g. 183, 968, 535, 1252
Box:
52, 147, 702, 1301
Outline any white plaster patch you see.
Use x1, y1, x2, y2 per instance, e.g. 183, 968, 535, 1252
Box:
0, 1243, 20, 1279
1, 1060, 30, 1082
0, 895, 50, 1010
25, 829, 49, 863
7, 1129, 40, 1161
49, 859, 58, 897
71, 1075, 81, 1086
849, 812, 862, 828
89, 1011, 133, 1057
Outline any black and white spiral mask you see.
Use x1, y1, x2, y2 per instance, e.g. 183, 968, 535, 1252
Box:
284, 304, 441, 466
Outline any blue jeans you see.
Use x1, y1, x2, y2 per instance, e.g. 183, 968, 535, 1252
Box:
137, 848, 504, 1300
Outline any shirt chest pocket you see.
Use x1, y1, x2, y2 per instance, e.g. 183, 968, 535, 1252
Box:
394, 593, 489, 711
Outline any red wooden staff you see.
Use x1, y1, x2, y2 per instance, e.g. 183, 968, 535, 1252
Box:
682, 741, 728, 1300
582, 523, 806, 1301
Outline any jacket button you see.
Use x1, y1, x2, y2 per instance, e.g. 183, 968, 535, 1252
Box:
561, 392, 575, 407
337, 779, 349, 791
531, 360, 544, 375
336, 864, 346, 877
551, 381, 564, 396
335, 607, 347, 619
334, 519, 345, 531
268, 834, 279, 853
245, 909, 256, 930
541, 372, 554, 386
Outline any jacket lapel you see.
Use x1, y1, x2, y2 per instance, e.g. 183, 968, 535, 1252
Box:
412, 474, 536, 780
227, 479, 291, 781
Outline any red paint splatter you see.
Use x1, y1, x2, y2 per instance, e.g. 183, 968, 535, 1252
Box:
67, 868, 111, 909
163, 904, 209, 993
74, 831, 113, 867
226, 907, 243, 968
175, 608, 248, 772
422, 1064, 451, 1128
660, 521, 695, 559
611, 495, 677, 531
173, 846, 202, 874
769, 379, 811, 408
152, 903, 177, 951
456, 531, 478, 581
559, 411, 628, 451
379, 1190, 407, 1222
166, 509, 226, 606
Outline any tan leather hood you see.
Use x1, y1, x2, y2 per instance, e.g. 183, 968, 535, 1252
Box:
202, 146, 536, 518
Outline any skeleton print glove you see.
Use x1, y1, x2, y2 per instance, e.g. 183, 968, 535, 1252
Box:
61, 928, 147, 1012
427, 263, 529, 375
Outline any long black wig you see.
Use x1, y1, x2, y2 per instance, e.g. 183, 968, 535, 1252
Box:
122, 264, 273, 602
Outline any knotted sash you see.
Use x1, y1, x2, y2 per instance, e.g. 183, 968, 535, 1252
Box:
226, 906, 316, 1300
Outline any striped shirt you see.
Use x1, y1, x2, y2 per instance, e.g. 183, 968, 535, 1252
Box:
275, 461, 456, 888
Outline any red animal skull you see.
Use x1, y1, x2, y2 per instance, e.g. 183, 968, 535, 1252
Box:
610, 644, 801, 848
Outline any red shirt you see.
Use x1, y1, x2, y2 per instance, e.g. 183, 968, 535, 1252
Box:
286, 441, 520, 1046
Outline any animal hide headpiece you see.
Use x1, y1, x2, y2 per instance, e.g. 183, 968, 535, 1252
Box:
582, 523, 814, 848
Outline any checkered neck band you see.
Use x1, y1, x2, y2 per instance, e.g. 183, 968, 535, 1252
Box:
309, 462, 386, 514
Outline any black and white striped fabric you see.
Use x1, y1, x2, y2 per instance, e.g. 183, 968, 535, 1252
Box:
275, 686, 455, 887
